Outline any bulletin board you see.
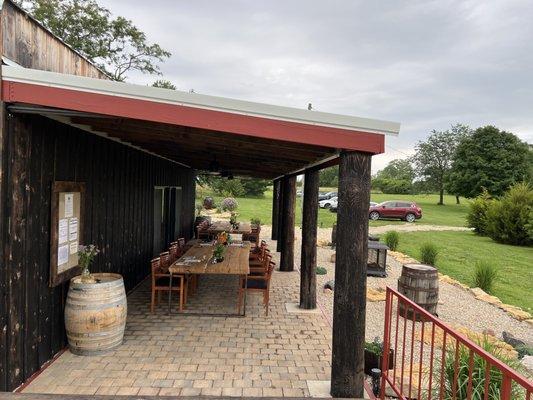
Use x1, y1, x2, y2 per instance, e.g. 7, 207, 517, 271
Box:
50, 181, 85, 287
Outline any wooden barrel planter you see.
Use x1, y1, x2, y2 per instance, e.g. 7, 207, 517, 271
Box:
397, 263, 439, 320
65, 273, 127, 356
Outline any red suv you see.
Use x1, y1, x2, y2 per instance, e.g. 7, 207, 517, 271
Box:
369, 201, 422, 222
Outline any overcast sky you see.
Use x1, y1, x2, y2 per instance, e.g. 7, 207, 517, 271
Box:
99, 0, 533, 173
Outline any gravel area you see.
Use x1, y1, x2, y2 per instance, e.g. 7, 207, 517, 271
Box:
260, 225, 533, 345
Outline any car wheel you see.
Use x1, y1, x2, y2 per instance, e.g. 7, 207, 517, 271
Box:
324, 203, 331, 209
369, 211, 380, 221
405, 213, 416, 223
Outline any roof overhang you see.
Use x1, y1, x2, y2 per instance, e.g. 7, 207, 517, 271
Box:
1, 66, 400, 179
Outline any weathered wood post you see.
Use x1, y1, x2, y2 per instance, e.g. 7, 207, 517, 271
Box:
331, 151, 371, 398
271, 179, 280, 240
300, 169, 318, 309
276, 177, 285, 253
279, 175, 296, 271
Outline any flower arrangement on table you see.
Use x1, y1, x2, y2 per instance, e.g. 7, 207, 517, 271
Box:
78, 244, 100, 283
217, 231, 231, 245
212, 242, 226, 263
229, 212, 239, 230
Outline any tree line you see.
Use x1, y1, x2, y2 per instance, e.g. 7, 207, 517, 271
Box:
320, 124, 532, 205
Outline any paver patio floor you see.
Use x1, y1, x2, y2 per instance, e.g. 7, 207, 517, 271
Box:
22, 268, 334, 397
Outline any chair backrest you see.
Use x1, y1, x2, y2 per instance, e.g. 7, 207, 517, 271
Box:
151, 257, 164, 278
169, 244, 179, 263
177, 238, 186, 247
159, 251, 170, 272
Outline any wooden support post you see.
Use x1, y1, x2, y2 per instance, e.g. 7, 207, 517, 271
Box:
279, 175, 296, 271
331, 151, 371, 398
276, 178, 284, 253
300, 169, 318, 309
271, 179, 280, 240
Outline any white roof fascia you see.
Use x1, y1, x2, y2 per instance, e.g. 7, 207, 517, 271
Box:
2, 66, 400, 136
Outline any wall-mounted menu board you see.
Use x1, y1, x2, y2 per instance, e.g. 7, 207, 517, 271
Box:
50, 181, 85, 287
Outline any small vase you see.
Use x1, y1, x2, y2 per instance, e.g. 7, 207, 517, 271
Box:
80, 266, 93, 283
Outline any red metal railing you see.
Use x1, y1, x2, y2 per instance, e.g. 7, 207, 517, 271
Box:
380, 287, 532, 400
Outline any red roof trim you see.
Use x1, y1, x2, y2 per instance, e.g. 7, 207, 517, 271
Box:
2, 80, 385, 154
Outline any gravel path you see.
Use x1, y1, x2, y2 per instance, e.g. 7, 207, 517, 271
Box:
260, 225, 533, 344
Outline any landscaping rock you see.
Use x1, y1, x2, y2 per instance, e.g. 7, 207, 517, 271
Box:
324, 280, 335, 291
503, 331, 528, 349
330, 253, 336, 263
521, 355, 533, 372
499, 304, 531, 321
367, 288, 386, 302
469, 287, 503, 306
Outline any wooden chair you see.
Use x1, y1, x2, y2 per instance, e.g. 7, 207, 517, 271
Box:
197, 221, 211, 240
177, 237, 186, 248
169, 243, 179, 263
150, 257, 187, 312
237, 257, 274, 316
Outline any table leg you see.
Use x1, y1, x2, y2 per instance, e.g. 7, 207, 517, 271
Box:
243, 274, 248, 317
168, 272, 173, 315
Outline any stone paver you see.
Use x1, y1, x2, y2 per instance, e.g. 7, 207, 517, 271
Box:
23, 261, 330, 397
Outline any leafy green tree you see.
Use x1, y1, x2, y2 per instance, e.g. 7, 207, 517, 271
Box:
372, 159, 414, 194
240, 179, 270, 197
318, 166, 338, 187
412, 124, 471, 205
20, 0, 170, 81
152, 79, 177, 90
447, 126, 530, 198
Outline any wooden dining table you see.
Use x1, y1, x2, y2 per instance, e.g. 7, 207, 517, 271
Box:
168, 240, 251, 316
207, 221, 252, 235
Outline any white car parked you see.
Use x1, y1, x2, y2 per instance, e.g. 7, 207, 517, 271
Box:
319, 196, 337, 209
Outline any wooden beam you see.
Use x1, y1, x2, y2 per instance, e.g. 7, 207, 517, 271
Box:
300, 170, 318, 309
271, 179, 280, 241
330, 150, 371, 398
279, 176, 296, 272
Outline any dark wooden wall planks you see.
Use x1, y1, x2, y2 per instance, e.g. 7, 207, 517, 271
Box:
0, 113, 195, 391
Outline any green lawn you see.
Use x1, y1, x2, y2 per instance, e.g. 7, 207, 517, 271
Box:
390, 231, 533, 312
196, 187, 469, 228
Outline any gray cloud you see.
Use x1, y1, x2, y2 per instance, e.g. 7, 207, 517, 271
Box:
98, 0, 533, 172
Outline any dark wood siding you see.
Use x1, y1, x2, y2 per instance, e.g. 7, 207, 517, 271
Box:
0, 113, 195, 391
1, 0, 108, 79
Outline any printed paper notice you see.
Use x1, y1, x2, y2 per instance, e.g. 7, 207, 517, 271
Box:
64, 193, 74, 218
68, 217, 78, 241
69, 241, 78, 255
58, 218, 68, 244
58, 244, 69, 266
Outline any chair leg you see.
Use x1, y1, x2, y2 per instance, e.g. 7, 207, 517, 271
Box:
179, 281, 184, 312
151, 288, 155, 313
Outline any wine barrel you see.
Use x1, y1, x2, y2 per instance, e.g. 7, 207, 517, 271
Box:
65, 273, 127, 356
397, 264, 438, 319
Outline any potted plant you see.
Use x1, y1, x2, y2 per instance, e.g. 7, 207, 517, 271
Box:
364, 337, 394, 374
212, 243, 226, 263
229, 212, 239, 230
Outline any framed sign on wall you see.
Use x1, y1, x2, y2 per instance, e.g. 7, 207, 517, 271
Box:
50, 181, 85, 287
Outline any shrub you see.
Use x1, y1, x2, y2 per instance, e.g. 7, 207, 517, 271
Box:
250, 217, 261, 226
383, 231, 400, 251
241, 179, 270, 197
466, 189, 491, 235
195, 203, 203, 216
472, 261, 497, 294
316, 266, 327, 275
209, 177, 245, 197
221, 197, 238, 212
203, 196, 215, 210
420, 242, 438, 266
485, 182, 533, 246
438, 336, 523, 399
